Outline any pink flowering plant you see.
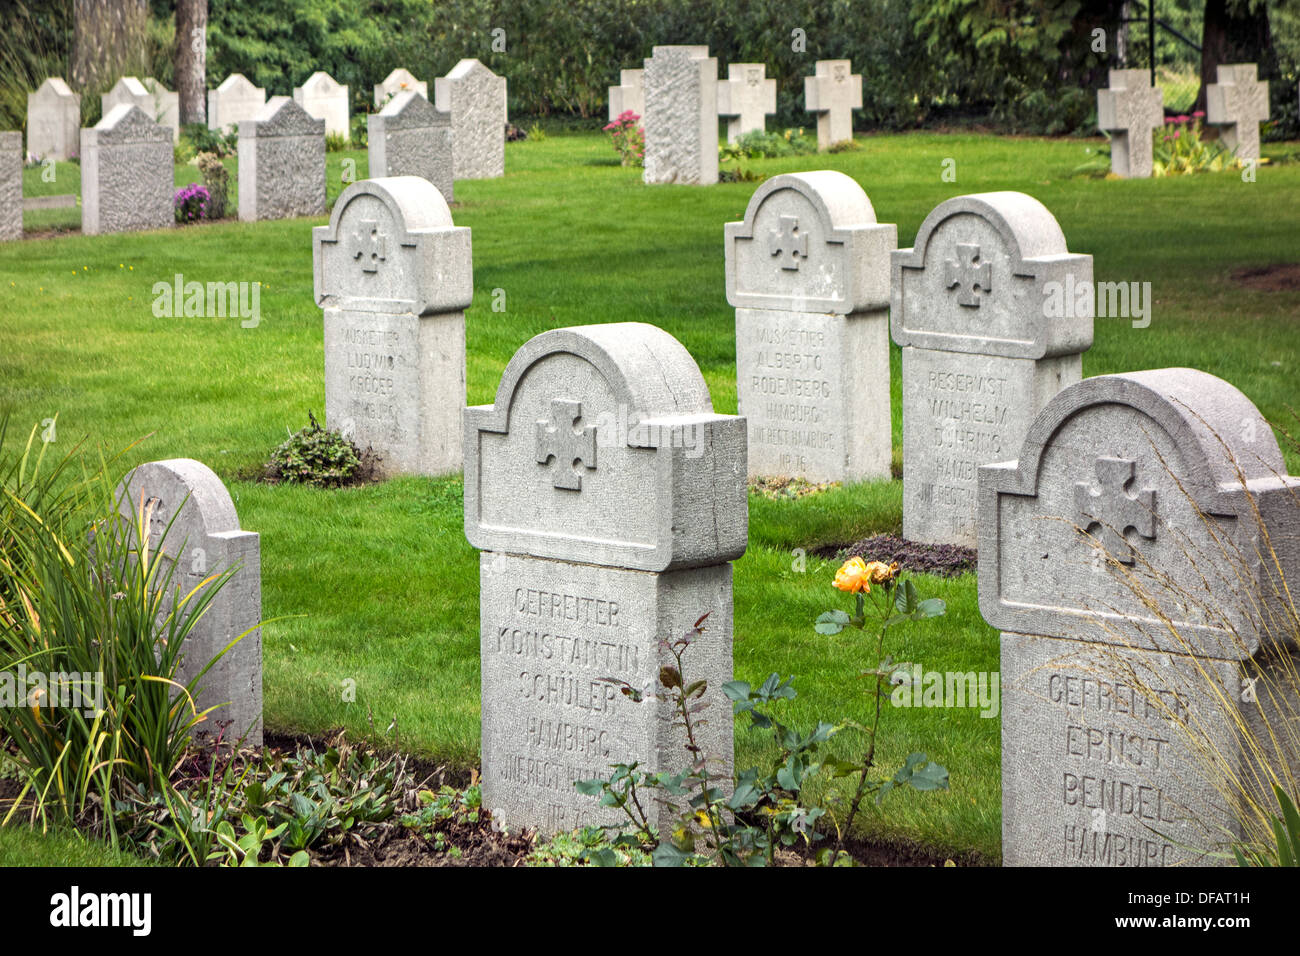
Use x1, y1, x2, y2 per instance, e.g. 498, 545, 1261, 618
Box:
603, 110, 644, 167
1153, 111, 1236, 176
173, 183, 211, 223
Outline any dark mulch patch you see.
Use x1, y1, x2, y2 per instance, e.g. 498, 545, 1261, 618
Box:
1230, 263, 1300, 293
813, 533, 977, 577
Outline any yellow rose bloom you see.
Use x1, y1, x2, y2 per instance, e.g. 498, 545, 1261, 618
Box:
833, 557, 871, 593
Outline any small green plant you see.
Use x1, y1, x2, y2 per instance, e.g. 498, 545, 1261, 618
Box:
1234, 785, 1300, 867
602, 109, 643, 167
349, 114, 368, 148
1153, 112, 1237, 176
194, 152, 229, 220
827, 138, 861, 154
325, 131, 351, 153
526, 122, 547, 142
719, 127, 817, 162
264, 412, 377, 488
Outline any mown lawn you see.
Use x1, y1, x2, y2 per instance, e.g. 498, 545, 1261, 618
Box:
3, 129, 1299, 863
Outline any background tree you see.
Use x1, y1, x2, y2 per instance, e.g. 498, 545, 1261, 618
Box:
174, 0, 207, 124
71, 0, 148, 90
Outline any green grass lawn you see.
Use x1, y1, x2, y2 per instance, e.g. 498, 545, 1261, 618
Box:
3, 129, 1299, 863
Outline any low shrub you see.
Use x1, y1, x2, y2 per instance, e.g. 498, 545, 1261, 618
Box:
195, 152, 229, 220
602, 110, 643, 167
173, 183, 211, 223
263, 412, 380, 488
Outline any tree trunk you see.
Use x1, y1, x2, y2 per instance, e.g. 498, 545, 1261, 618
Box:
175, 0, 209, 126
72, 0, 148, 92
1197, 0, 1277, 111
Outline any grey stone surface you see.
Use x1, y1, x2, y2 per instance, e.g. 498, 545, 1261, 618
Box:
80, 105, 173, 236
314, 177, 471, 476
293, 71, 350, 140
717, 63, 776, 143
804, 60, 862, 150
466, 322, 747, 835
434, 59, 507, 180
375, 68, 428, 108
102, 77, 178, 143
1097, 69, 1164, 178
726, 171, 895, 482
0, 132, 20, 241
368, 91, 454, 203
237, 96, 326, 222
643, 45, 718, 186
208, 73, 267, 133
117, 459, 262, 749
608, 68, 645, 122
891, 192, 1093, 546
1207, 63, 1269, 162
27, 77, 80, 162
980, 368, 1300, 866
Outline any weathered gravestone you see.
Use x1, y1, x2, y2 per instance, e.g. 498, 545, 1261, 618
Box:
208, 73, 267, 133
314, 177, 470, 476
725, 171, 895, 483
27, 77, 80, 162
81, 105, 173, 236
804, 60, 862, 150
368, 91, 454, 203
464, 322, 748, 834
891, 192, 1092, 546
102, 77, 179, 142
375, 68, 428, 108
293, 71, 350, 140
1097, 69, 1164, 179
238, 96, 326, 222
117, 459, 263, 748
717, 63, 777, 143
980, 368, 1300, 866
1207, 63, 1269, 163
0, 132, 20, 241
607, 68, 645, 122
643, 45, 718, 186
434, 59, 507, 180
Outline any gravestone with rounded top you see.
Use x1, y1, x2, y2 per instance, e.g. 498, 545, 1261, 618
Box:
979, 368, 1300, 866
238, 96, 326, 222
1097, 69, 1164, 178
27, 78, 80, 161
208, 74, 267, 133
314, 177, 471, 476
1, 132, 20, 241
1207, 63, 1269, 162
434, 59, 507, 180
643, 45, 718, 185
464, 322, 748, 835
891, 191, 1092, 546
81, 104, 173, 236
117, 459, 263, 748
368, 91, 454, 203
293, 71, 350, 140
375, 68, 428, 108
804, 60, 862, 150
607, 68, 645, 122
726, 171, 895, 483
717, 63, 776, 143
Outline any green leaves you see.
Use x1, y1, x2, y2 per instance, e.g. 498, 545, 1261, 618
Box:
888, 579, 946, 627
815, 609, 851, 634
876, 752, 950, 805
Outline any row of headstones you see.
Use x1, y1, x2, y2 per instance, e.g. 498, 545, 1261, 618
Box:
1099, 63, 1269, 176
128, 172, 1299, 862
618, 46, 862, 185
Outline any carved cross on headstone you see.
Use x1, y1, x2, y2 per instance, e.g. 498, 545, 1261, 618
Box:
944, 243, 992, 307
536, 399, 597, 491
351, 219, 388, 273
769, 216, 809, 271
1074, 457, 1157, 564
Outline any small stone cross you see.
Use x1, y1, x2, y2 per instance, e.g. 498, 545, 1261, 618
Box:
351, 219, 388, 273
536, 399, 597, 491
769, 216, 809, 271
1074, 457, 1157, 563
944, 243, 992, 307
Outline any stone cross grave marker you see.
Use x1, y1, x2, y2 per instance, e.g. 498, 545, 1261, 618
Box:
208, 74, 267, 133
1097, 69, 1164, 178
979, 368, 1300, 866
293, 71, 350, 140
117, 459, 263, 748
607, 68, 645, 122
434, 59, 507, 180
1207, 63, 1269, 163
81, 104, 173, 236
643, 45, 718, 185
368, 91, 454, 203
375, 68, 428, 108
726, 171, 896, 483
464, 322, 748, 835
27, 77, 80, 162
890, 191, 1093, 546
238, 96, 326, 222
717, 63, 776, 143
314, 177, 471, 476
1, 132, 20, 241
804, 60, 862, 150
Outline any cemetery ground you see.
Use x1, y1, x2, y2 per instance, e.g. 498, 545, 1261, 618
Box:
3, 127, 1300, 866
